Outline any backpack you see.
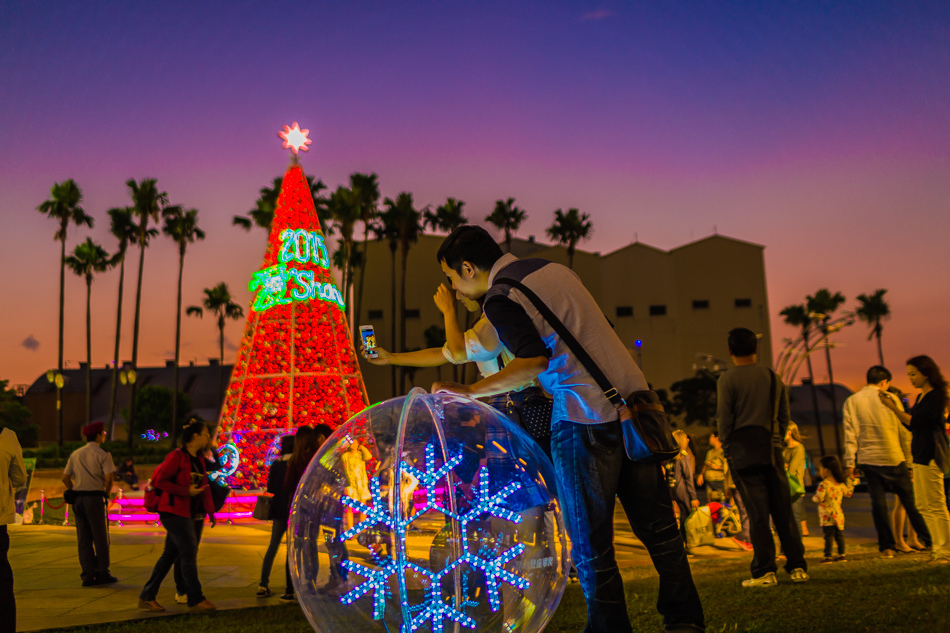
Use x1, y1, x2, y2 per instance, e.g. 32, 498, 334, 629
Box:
144, 451, 179, 513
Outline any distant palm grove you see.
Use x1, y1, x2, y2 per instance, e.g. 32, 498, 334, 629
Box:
34, 172, 596, 449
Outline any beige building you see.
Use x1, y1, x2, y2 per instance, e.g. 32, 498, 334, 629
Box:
352, 232, 772, 402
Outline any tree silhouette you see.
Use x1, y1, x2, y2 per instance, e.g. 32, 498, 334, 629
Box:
65, 238, 114, 426
162, 206, 205, 446
856, 289, 890, 365
486, 197, 526, 252
546, 208, 592, 269
234, 175, 330, 234
382, 192, 423, 394
187, 282, 244, 426
350, 172, 380, 339
806, 288, 847, 455
125, 178, 168, 450
780, 304, 826, 456
424, 198, 468, 234
37, 179, 94, 449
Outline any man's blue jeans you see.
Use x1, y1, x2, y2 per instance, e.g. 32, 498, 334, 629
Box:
551, 419, 705, 633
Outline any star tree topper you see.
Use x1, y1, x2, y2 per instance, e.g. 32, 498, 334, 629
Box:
279, 121, 313, 154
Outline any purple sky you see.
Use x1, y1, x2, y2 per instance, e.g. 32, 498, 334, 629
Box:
2, 0, 949, 393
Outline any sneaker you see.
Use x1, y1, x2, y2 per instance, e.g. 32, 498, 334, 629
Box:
742, 572, 777, 588
731, 537, 753, 551
880, 549, 896, 559
833, 555, 847, 562
790, 568, 809, 583
138, 599, 165, 612
256, 585, 274, 597
175, 593, 188, 604
95, 574, 119, 585
821, 557, 834, 564
190, 599, 217, 612
279, 593, 297, 603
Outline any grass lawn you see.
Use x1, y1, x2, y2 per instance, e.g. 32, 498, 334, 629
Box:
52, 549, 950, 633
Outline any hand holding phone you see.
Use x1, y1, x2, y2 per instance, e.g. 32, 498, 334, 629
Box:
359, 325, 379, 359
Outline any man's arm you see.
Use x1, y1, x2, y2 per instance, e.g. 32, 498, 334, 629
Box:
8, 434, 26, 489
434, 284, 467, 361
842, 397, 858, 470
362, 346, 449, 368
716, 376, 734, 447
777, 379, 791, 442
104, 472, 114, 494
62, 473, 74, 490
433, 356, 549, 397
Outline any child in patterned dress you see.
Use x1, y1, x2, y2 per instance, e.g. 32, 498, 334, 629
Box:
813, 455, 857, 563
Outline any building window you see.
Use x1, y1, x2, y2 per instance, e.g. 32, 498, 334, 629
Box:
692, 300, 710, 309
616, 306, 633, 318
368, 309, 383, 319
649, 305, 667, 316
404, 309, 421, 319
735, 298, 752, 308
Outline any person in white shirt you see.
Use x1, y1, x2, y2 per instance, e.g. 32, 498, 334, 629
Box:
1, 425, 27, 629
843, 365, 931, 557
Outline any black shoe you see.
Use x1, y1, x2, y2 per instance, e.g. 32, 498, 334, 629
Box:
82, 577, 98, 587
279, 593, 296, 603
95, 574, 119, 585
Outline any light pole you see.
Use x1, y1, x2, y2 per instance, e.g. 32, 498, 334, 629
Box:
46, 370, 65, 456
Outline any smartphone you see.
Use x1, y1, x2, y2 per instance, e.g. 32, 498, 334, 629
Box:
359, 325, 378, 358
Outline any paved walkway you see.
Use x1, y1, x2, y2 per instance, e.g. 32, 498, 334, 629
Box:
8, 496, 879, 632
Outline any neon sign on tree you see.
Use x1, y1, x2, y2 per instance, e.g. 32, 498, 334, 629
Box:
217, 123, 369, 486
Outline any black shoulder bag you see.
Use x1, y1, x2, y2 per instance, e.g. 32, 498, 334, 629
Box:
726, 369, 778, 475
495, 277, 679, 463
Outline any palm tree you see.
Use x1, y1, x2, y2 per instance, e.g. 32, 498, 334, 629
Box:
373, 206, 401, 397
106, 207, 151, 436
233, 175, 330, 234
126, 178, 168, 449
37, 179, 94, 449
806, 288, 847, 455
162, 206, 205, 446
486, 197, 527, 252
327, 185, 362, 308
381, 193, 423, 393
350, 172, 380, 336
780, 304, 826, 456
856, 289, 890, 365
65, 238, 113, 426
187, 283, 245, 422
546, 208, 593, 269
424, 197, 468, 234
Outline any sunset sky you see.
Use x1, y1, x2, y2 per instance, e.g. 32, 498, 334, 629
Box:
2, 1, 949, 395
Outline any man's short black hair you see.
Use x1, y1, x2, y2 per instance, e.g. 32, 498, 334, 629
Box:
436, 225, 504, 274
867, 365, 892, 384
727, 327, 758, 357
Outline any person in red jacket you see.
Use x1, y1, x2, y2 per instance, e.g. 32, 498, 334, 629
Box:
138, 421, 217, 612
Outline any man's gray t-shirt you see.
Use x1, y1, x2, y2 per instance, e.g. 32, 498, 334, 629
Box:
64, 442, 116, 491
716, 364, 790, 449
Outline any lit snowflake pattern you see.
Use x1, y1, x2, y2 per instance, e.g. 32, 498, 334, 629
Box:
338, 442, 529, 632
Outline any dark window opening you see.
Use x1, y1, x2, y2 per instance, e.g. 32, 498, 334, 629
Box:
616, 306, 633, 318
692, 300, 710, 309
735, 298, 752, 308
404, 309, 421, 319
368, 309, 384, 319
649, 305, 667, 316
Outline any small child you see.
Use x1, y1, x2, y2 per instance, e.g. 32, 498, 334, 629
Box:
813, 455, 857, 563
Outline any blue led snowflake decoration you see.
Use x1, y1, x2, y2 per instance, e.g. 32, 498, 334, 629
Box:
337, 442, 529, 633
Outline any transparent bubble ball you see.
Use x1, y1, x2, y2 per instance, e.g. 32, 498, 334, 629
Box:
288, 388, 570, 633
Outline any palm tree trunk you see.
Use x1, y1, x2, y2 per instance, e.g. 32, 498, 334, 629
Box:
57, 231, 66, 451
568, 246, 575, 270
823, 343, 842, 456
108, 256, 126, 437
127, 238, 147, 450
875, 324, 884, 366
802, 335, 826, 456
354, 229, 370, 344
171, 251, 184, 447
399, 244, 409, 394
389, 243, 397, 397
218, 316, 225, 422
85, 276, 92, 426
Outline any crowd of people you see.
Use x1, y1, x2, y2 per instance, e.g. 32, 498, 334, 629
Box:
1, 224, 948, 633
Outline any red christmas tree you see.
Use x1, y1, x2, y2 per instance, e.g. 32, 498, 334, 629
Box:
218, 152, 368, 486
